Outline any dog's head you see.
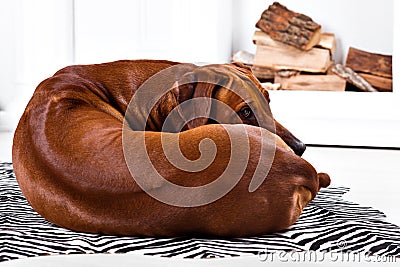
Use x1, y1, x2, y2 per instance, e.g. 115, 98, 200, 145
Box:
171, 62, 306, 156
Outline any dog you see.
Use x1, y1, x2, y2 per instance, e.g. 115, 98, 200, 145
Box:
12, 60, 330, 237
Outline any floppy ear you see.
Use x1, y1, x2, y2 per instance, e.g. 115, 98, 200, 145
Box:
229, 61, 271, 103
188, 82, 217, 129
173, 78, 217, 130
230, 61, 253, 72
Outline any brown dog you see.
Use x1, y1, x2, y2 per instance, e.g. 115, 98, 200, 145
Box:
12, 60, 330, 237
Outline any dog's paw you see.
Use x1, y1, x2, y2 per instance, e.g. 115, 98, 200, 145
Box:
317, 172, 331, 189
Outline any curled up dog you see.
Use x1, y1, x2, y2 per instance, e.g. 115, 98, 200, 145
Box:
12, 60, 330, 237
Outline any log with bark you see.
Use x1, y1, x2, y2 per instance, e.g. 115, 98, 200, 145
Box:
346, 47, 392, 78
359, 73, 392, 92
256, 2, 321, 51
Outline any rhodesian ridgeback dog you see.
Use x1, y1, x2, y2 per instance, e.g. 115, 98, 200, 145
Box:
13, 60, 330, 237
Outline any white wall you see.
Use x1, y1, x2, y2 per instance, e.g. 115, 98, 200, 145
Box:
74, 0, 232, 64
0, 1, 17, 113
0, 0, 74, 131
0, 0, 232, 131
233, 0, 393, 64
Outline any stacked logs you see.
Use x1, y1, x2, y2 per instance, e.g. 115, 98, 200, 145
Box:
233, 2, 392, 92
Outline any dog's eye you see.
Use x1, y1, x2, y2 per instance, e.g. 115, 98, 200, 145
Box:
239, 107, 253, 119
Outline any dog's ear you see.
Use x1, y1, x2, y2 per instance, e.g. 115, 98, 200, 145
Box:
187, 82, 217, 129
173, 76, 217, 130
230, 62, 252, 73
229, 61, 271, 103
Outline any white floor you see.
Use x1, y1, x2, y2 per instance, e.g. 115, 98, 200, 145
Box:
302, 145, 400, 227
2, 253, 398, 267
0, 131, 13, 162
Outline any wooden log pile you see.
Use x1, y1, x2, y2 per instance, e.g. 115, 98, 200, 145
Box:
232, 2, 393, 92
252, 2, 343, 91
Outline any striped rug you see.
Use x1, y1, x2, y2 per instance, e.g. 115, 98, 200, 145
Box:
1, 162, 400, 262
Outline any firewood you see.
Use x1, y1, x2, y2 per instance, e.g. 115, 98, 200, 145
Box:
359, 73, 392, 92
346, 47, 392, 78
274, 74, 346, 91
251, 65, 276, 80
316, 33, 336, 56
276, 70, 300, 78
253, 31, 283, 47
254, 43, 331, 73
255, 2, 321, 51
253, 31, 336, 56
331, 64, 378, 92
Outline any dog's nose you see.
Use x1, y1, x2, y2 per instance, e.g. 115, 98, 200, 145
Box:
274, 119, 306, 156
292, 141, 306, 156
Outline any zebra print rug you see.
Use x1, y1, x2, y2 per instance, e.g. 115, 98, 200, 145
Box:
1, 161, 400, 262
